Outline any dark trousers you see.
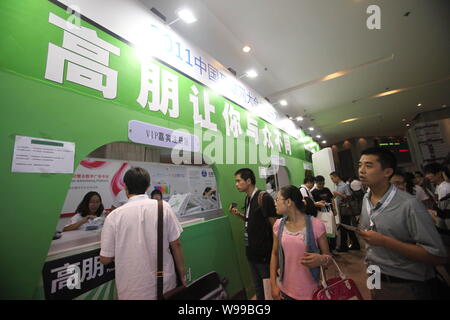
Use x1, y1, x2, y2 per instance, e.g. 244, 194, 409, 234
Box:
340, 215, 360, 249
248, 260, 270, 300
328, 237, 337, 251
371, 280, 433, 300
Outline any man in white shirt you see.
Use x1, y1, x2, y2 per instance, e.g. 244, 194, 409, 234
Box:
100, 167, 185, 300
424, 163, 450, 201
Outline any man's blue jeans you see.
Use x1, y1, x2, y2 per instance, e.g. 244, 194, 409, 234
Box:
248, 261, 270, 300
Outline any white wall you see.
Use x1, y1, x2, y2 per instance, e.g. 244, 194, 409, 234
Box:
312, 147, 336, 190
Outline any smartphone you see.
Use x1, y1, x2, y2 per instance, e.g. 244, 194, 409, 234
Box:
230, 202, 238, 209
340, 223, 362, 232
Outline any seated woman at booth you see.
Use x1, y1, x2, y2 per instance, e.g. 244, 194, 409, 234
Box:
203, 187, 217, 201
150, 189, 163, 200
63, 191, 106, 232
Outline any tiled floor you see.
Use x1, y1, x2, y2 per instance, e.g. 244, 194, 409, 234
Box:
327, 249, 371, 300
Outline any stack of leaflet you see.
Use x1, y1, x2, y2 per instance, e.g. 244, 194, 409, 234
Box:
168, 193, 191, 217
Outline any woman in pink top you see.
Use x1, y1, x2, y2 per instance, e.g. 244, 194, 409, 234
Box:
270, 185, 331, 300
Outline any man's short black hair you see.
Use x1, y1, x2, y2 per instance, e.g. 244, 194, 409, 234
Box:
304, 176, 315, 184
361, 147, 397, 172
330, 171, 342, 179
415, 171, 424, 177
315, 175, 325, 183
423, 163, 443, 175
124, 167, 150, 195
235, 168, 256, 185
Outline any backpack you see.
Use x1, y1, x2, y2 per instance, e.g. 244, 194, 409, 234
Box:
299, 187, 318, 217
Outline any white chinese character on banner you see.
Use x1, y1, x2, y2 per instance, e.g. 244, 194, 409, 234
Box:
80, 257, 94, 282
45, 13, 120, 99
137, 61, 179, 118
190, 85, 217, 131
284, 135, 292, 155
222, 102, 243, 138
50, 262, 80, 294
262, 124, 273, 149
274, 130, 283, 152
246, 115, 259, 145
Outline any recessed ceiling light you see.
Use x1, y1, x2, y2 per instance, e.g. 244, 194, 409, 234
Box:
322, 140, 327, 144
296, 116, 303, 121
316, 135, 321, 138
309, 127, 314, 131
279, 100, 288, 106
417, 103, 422, 107
341, 118, 359, 123
402, 118, 406, 122
176, 8, 197, 24
443, 104, 447, 108
406, 124, 411, 127
245, 69, 258, 78
242, 46, 251, 53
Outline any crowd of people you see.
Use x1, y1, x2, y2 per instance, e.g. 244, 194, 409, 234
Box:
62, 147, 449, 300
230, 147, 449, 300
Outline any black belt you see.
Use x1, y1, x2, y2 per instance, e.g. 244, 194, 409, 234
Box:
380, 274, 423, 283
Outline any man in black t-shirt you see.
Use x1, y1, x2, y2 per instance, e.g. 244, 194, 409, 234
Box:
312, 175, 337, 252
229, 168, 278, 300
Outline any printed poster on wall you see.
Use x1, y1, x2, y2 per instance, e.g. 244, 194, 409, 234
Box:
61, 158, 219, 214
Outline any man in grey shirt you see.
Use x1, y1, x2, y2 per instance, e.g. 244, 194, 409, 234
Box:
357, 147, 448, 300
330, 172, 360, 252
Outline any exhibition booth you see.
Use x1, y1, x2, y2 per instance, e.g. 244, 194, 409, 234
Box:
0, 0, 318, 299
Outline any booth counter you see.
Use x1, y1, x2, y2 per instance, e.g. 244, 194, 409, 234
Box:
37, 210, 240, 300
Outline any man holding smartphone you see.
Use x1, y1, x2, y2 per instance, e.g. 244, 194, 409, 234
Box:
230, 168, 277, 300
357, 148, 447, 300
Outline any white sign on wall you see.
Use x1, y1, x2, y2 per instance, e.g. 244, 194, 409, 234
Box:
12, 135, 75, 174
128, 120, 200, 152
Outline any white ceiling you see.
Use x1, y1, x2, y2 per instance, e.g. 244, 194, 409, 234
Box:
142, 0, 450, 145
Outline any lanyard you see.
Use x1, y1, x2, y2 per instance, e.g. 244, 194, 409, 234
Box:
366, 185, 397, 227
245, 189, 258, 227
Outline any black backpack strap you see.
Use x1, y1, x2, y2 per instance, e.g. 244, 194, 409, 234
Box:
157, 199, 164, 300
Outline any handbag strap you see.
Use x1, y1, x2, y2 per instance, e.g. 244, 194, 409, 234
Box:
305, 215, 320, 282
319, 257, 346, 289
277, 217, 287, 281
157, 199, 164, 300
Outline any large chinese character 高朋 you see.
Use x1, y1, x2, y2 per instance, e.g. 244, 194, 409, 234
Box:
45, 13, 120, 99
136, 61, 179, 118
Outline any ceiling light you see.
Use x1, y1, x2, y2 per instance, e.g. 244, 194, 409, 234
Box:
443, 104, 447, 108
402, 118, 406, 122
341, 118, 359, 123
245, 69, 258, 78
176, 8, 197, 24
322, 140, 327, 144
296, 116, 303, 121
316, 135, 321, 138
279, 100, 288, 106
242, 46, 251, 53
417, 103, 422, 107
406, 124, 410, 127
309, 127, 314, 131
